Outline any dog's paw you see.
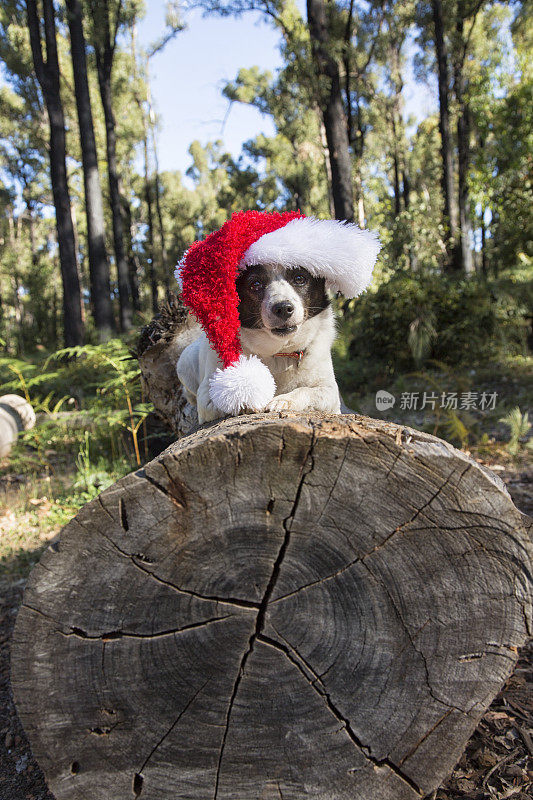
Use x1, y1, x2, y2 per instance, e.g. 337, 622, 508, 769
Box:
266, 394, 300, 413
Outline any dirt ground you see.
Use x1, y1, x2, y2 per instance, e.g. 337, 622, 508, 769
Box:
0, 464, 531, 800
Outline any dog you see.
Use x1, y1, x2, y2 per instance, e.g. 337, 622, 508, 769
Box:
177, 263, 341, 424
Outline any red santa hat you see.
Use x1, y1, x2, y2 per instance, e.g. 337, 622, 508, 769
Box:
175, 210, 380, 415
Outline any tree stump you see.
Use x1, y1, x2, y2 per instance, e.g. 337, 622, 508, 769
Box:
11, 414, 532, 800
137, 292, 200, 437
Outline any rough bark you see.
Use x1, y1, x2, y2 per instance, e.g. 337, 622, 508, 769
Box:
98, 75, 133, 331
130, 21, 159, 315
91, 0, 133, 332
431, 0, 460, 272
480, 206, 487, 275
11, 413, 532, 800
24, 198, 39, 269
137, 292, 200, 435
66, 0, 115, 339
307, 0, 354, 222
25, 0, 84, 346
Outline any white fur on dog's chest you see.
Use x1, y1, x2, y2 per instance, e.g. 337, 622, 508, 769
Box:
263, 354, 319, 394
177, 306, 341, 422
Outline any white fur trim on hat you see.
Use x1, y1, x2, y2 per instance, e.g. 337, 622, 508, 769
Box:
209, 355, 275, 415
239, 217, 380, 298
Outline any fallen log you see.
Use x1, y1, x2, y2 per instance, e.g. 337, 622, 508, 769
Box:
11, 413, 532, 800
0, 393, 36, 458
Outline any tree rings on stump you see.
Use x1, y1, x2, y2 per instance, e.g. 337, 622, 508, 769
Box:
11, 414, 532, 800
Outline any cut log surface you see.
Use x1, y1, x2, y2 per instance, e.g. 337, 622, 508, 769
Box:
0, 393, 36, 457
11, 414, 532, 800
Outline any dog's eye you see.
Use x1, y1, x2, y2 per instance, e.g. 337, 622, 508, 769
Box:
249, 279, 263, 292
292, 273, 308, 285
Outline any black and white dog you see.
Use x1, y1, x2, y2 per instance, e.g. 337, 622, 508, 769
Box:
175, 213, 379, 423
177, 263, 341, 423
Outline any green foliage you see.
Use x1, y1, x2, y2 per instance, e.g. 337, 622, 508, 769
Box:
73, 430, 122, 499
408, 308, 437, 368
442, 410, 469, 450
223, 62, 330, 215
337, 270, 529, 389
499, 407, 531, 455
0, 339, 152, 468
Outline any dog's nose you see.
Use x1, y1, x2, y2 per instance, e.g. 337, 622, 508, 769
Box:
271, 301, 294, 320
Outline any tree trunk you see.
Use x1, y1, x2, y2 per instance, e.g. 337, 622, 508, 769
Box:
26, 0, 84, 346
122, 195, 141, 312
153, 164, 169, 294
480, 206, 487, 276
96, 60, 133, 332
402, 169, 410, 210
389, 41, 405, 221
354, 167, 365, 228
143, 136, 158, 314
319, 117, 335, 218
431, 0, 460, 272
392, 136, 401, 217
146, 80, 170, 294
307, 0, 354, 222
25, 199, 39, 269
454, 16, 474, 275
66, 0, 115, 339
11, 413, 532, 800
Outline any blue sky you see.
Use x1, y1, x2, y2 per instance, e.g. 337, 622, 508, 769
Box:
138, 3, 437, 177
137, 5, 282, 176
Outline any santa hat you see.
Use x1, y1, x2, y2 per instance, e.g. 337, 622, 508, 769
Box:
175, 210, 380, 416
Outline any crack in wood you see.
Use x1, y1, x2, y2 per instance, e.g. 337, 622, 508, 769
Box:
119, 497, 129, 531
315, 440, 350, 519
59, 615, 233, 642
384, 445, 403, 478
399, 708, 454, 765
359, 560, 472, 717
365, 463, 473, 558
213, 428, 317, 800
271, 553, 363, 605
129, 558, 262, 611
272, 463, 476, 605
91, 514, 261, 611
135, 680, 209, 790
257, 632, 422, 796
144, 469, 186, 509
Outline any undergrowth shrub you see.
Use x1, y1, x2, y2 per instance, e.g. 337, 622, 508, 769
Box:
335, 270, 530, 392
0, 338, 153, 471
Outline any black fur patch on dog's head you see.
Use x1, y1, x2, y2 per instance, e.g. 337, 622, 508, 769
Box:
236, 265, 329, 329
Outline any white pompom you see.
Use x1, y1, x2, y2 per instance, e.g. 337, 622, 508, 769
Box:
209, 355, 276, 416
